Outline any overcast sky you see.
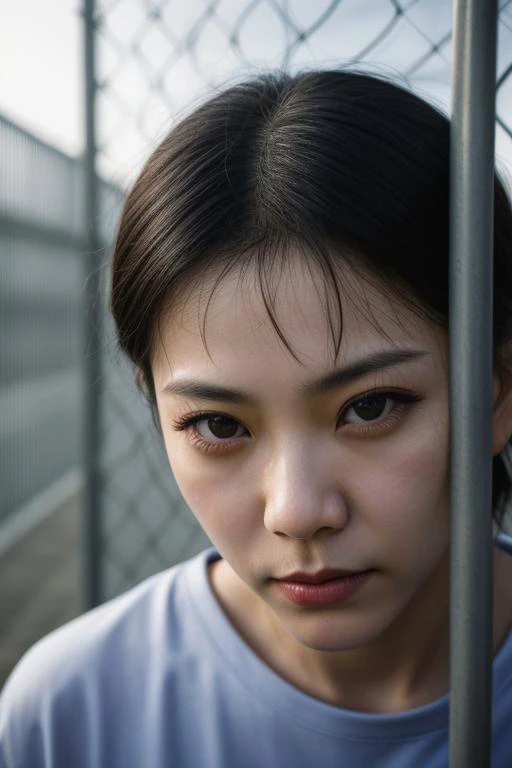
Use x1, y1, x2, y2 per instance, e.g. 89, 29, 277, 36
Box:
1, 0, 511, 184
0, 0, 82, 155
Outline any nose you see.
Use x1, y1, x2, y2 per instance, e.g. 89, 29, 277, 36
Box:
262, 441, 350, 540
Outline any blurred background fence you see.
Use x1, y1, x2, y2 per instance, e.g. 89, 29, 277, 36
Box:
0, 114, 127, 684
1, 0, 512, 684
0, 115, 84, 526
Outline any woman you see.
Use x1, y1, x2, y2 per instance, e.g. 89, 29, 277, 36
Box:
2, 69, 512, 767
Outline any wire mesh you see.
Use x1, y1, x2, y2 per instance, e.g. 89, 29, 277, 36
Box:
87, 0, 512, 601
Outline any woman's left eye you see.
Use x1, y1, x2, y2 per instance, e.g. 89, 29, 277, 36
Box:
340, 391, 418, 429
344, 393, 394, 423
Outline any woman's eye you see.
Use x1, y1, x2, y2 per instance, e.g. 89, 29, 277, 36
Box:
174, 391, 419, 452
343, 393, 396, 425
194, 415, 246, 442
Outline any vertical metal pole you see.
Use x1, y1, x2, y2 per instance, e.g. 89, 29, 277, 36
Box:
449, 1, 498, 765
83, 0, 102, 609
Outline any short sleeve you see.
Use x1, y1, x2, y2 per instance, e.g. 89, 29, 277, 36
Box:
0, 612, 106, 768
0, 646, 49, 768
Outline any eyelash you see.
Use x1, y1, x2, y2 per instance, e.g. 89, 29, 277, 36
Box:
171, 389, 421, 455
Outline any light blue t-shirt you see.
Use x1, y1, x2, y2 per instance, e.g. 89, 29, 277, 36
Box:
1, 546, 512, 767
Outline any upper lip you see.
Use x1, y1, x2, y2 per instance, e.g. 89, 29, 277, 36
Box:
275, 569, 367, 584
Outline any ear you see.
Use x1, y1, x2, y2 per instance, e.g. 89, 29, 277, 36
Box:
135, 367, 149, 399
492, 368, 512, 455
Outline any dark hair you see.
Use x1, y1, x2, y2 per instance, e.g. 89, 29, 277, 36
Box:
110, 68, 512, 523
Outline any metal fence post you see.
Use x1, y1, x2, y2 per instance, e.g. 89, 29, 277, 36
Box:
449, 1, 498, 765
83, 0, 102, 609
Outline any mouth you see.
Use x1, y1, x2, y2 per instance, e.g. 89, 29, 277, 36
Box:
272, 569, 373, 607
275, 568, 368, 584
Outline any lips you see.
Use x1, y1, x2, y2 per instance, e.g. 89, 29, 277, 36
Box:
275, 569, 366, 584
273, 570, 372, 607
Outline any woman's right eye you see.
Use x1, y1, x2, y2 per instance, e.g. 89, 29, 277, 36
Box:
194, 415, 247, 442
172, 412, 250, 453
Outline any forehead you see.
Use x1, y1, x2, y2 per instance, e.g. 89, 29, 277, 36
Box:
152, 254, 445, 381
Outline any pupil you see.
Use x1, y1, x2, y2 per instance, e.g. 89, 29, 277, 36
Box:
353, 395, 386, 421
208, 416, 238, 439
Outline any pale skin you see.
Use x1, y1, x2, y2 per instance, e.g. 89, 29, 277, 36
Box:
151, 252, 512, 714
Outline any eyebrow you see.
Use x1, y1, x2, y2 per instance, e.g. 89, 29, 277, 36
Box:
161, 349, 428, 405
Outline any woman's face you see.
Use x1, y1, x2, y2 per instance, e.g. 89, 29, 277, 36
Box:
152, 255, 451, 652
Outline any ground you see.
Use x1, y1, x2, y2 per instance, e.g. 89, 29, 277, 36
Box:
0, 497, 81, 689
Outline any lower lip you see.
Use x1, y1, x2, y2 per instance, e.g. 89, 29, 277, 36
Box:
274, 571, 372, 607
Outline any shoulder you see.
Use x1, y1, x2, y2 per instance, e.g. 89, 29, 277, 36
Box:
493, 623, 512, 756
2, 559, 175, 693
0, 548, 213, 767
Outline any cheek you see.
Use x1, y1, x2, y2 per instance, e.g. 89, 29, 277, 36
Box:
352, 430, 451, 563
163, 437, 257, 537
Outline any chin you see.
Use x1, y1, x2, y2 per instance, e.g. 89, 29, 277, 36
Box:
285, 613, 388, 653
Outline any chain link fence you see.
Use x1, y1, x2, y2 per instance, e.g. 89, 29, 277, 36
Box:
87, 0, 512, 602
